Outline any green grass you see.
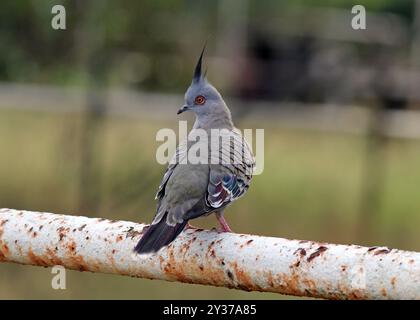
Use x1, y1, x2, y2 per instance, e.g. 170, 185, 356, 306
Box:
1, 108, 420, 299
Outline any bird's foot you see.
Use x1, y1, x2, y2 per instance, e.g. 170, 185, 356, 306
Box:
216, 214, 233, 233
186, 222, 198, 230
217, 225, 232, 233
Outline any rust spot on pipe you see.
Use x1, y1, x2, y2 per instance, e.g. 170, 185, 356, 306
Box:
57, 226, 69, 241
161, 248, 190, 283
279, 272, 301, 296
391, 277, 396, 289
227, 270, 234, 280
180, 239, 192, 252
28, 248, 49, 266
302, 278, 317, 294
294, 248, 306, 257
67, 241, 76, 253
2, 244, 9, 255
126, 227, 142, 239
159, 245, 228, 287
44, 247, 63, 265
348, 290, 366, 300
16, 243, 23, 256
374, 248, 391, 255
232, 261, 258, 291
0, 240, 9, 260
307, 246, 328, 262
266, 271, 275, 287
239, 239, 254, 249
70, 254, 88, 271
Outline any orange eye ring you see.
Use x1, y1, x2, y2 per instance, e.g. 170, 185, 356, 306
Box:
194, 95, 206, 105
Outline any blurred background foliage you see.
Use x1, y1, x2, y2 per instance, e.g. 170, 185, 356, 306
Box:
0, 0, 419, 299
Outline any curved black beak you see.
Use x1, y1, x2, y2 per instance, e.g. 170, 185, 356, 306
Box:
177, 105, 189, 115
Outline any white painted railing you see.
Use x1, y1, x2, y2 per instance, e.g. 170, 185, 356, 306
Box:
0, 208, 419, 299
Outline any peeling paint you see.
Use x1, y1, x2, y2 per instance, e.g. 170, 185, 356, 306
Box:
307, 246, 328, 262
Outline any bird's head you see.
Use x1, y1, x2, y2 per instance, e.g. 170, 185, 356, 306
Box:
178, 46, 231, 127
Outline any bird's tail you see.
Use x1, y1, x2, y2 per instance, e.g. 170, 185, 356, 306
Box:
134, 213, 187, 254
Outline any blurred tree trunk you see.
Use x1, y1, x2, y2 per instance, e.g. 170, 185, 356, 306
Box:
357, 102, 387, 244
72, 0, 109, 215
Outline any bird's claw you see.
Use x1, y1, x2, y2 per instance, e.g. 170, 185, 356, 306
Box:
186, 223, 198, 230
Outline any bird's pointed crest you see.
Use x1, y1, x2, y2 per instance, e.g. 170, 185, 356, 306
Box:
193, 43, 207, 84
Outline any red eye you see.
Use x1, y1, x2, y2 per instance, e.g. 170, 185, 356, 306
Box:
194, 95, 206, 105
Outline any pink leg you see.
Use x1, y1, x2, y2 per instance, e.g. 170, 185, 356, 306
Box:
216, 212, 232, 232
186, 222, 198, 229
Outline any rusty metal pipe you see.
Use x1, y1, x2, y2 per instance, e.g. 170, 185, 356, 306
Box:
0, 208, 419, 299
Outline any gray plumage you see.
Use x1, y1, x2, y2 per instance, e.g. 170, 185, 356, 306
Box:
134, 47, 255, 254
